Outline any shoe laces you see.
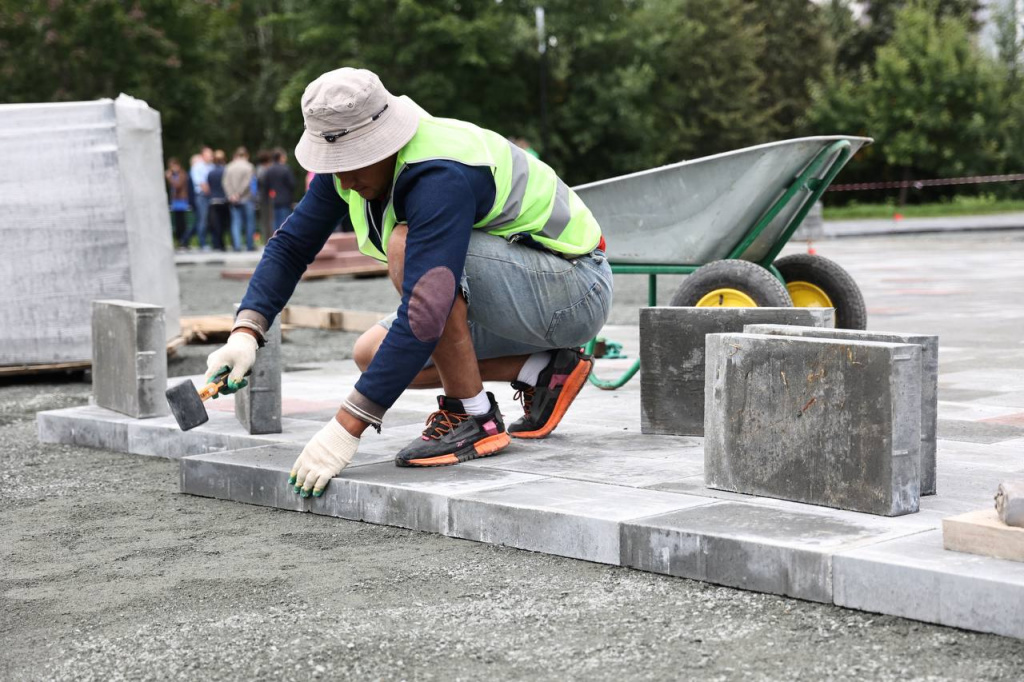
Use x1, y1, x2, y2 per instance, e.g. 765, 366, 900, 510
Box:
423, 409, 469, 440
512, 383, 535, 417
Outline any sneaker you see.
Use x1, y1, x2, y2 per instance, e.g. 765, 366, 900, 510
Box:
508, 348, 593, 439
395, 393, 510, 467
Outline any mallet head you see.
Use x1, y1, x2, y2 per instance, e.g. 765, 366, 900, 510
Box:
166, 379, 209, 431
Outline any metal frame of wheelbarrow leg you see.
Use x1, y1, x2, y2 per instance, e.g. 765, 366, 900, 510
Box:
585, 139, 854, 390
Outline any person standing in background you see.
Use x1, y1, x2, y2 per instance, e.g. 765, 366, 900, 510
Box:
224, 147, 257, 251
188, 146, 214, 250
262, 148, 295, 231
165, 158, 190, 249
207, 150, 230, 251
255, 149, 274, 239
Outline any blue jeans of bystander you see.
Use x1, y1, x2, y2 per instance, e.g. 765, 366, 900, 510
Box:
230, 202, 257, 251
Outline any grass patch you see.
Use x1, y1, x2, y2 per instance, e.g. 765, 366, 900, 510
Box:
823, 195, 1024, 220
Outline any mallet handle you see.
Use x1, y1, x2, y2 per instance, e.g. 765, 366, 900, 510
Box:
197, 379, 226, 402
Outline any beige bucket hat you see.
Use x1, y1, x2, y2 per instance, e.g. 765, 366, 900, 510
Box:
294, 68, 421, 173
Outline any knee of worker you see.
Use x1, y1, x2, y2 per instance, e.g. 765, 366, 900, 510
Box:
353, 325, 388, 372
387, 224, 408, 290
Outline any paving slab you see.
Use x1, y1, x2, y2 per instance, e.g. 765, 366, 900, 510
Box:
449, 478, 713, 564
35, 345, 1024, 640
639, 307, 834, 437
91, 300, 169, 418
744, 324, 938, 495
464, 426, 704, 488
704, 333, 923, 516
621, 501, 920, 603
833, 530, 1024, 639
38, 403, 321, 458
234, 315, 282, 434
182, 444, 547, 534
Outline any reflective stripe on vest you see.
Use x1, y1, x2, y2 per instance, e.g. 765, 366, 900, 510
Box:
333, 114, 602, 262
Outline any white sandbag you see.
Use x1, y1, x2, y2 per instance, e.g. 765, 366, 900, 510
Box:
0, 94, 181, 365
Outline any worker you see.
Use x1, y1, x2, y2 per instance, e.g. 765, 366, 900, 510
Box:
204, 68, 612, 497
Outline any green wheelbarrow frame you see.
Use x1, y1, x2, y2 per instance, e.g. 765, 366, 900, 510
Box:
582, 138, 857, 390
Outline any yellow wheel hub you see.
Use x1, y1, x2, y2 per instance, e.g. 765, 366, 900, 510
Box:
695, 288, 757, 307
787, 281, 833, 308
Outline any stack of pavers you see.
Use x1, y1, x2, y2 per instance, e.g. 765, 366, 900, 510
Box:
221, 232, 388, 281
640, 307, 937, 517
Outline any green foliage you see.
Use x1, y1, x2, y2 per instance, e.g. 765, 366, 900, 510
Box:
807, 2, 1005, 185
0, 0, 1018, 195
0, 0, 231, 156
744, 0, 834, 138
830, 0, 982, 74
822, 194, 1024, 220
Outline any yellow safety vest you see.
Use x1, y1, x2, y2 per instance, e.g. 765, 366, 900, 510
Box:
333, 115, 602, 262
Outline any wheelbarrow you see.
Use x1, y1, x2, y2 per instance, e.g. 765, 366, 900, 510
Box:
572, 135, 873, 389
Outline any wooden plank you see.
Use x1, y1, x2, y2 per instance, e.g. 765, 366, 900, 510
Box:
0, 336, 188, 376
299, 262, 388, 280
180, 315, 235, 344
943, 509, 1024, 563
340, 309, 389, 332
280, 306, 388, 332
220, 261, 387, 282
281, 305, 344, 330
0, 360, 91, 376
166, 335, 188, 356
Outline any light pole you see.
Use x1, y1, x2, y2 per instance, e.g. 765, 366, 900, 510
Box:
535, 6, 549, 155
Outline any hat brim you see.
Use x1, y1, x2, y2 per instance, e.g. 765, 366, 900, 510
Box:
294, 93, 420, 174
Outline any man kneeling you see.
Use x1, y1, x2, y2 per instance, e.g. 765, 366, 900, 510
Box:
204, 68, 612, 497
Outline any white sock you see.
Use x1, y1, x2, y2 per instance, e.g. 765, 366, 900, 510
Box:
460, 388, 492, 416
517, 351, 553, 387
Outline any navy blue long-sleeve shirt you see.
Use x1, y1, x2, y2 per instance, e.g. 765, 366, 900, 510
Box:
238, 162, 495, 425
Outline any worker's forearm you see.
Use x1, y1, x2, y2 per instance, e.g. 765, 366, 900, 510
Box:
335, 407, 372, 437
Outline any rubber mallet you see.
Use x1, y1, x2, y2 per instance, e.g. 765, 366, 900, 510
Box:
165, 368, 243, 431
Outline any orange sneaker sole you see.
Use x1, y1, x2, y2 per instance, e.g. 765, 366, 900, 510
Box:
510, 357, 593, 439
403, 431, 511, 467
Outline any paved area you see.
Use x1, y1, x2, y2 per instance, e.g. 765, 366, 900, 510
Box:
823, 212, 1024, 238
7, 231, 1024, 679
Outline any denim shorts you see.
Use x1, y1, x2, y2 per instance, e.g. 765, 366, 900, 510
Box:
379, 230, 613, 359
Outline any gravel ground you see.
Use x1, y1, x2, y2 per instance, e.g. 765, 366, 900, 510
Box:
4, 240, 1024, 680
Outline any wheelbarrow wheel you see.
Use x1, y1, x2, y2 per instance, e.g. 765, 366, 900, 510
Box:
669, 260, 792, 308
773, 253, 867, 330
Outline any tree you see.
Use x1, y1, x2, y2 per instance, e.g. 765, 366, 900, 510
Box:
744, 0, 835, 138
832, 0, 982, 73
806, 1, 1003, 200
0, 0, 234, 159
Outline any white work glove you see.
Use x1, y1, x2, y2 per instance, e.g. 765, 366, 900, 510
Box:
289, 418, 359, 497
204, 331, 258, 395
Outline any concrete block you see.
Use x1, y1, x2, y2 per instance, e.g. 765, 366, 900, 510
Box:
704, 333, 922, 516
745, 324, 938, 495
640, 307, 834, 436
448, 478, 712, 564
35, 401, 326, 459
464, 425, 704, 487
37, 405, 132, 452
180, 446, 543, 534
834, 530, 1024, 639
0, 95, 181, 365
621, 501, 914, 603
235, 317, 282, 434
91, 300, 168, 418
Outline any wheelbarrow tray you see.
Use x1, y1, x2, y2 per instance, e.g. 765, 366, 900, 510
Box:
573, 136, 871, 266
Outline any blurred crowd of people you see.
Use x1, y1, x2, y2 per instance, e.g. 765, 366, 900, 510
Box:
165, 146, 296, 252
